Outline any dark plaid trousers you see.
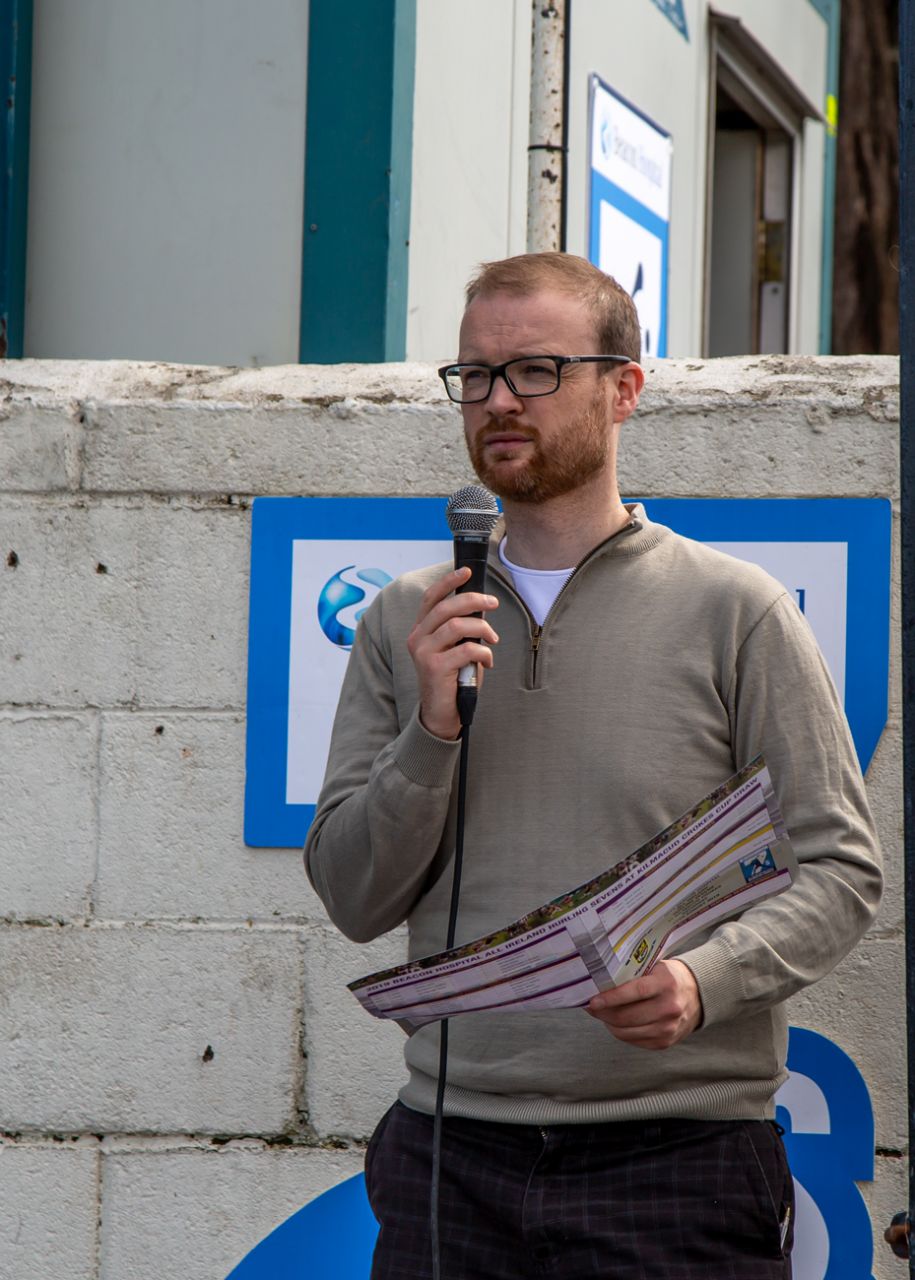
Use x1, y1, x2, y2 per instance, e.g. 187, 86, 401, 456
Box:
365, 1101, 794, 1280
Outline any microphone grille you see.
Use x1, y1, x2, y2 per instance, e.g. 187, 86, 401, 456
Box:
446, 484, 501, 535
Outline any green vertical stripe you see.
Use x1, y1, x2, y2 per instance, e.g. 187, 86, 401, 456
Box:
0, 0, 33, 358
808, 0, 840, 353
299, 0, 416, 363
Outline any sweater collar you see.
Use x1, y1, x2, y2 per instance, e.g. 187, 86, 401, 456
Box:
486, 502, 667, 570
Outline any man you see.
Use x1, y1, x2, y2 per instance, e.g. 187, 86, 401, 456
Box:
305, 252, 882, 1278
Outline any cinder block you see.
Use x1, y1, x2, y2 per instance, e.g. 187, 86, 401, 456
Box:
0, 1140, 98, 1280
0, 400, 77, 492
0, 924, 302, 1134
786, 935, 906, 1151
0, 713, 96, 920
623, 357, 899, 498
83, 397, 466, 497
0, 499, 249, 708
621, 408, 898, 498
0, 499, 138, 706
303, 925, 408, 1139
101, 1142, 365, 1280
97, 712, 321, 921
129, 503, 250, 706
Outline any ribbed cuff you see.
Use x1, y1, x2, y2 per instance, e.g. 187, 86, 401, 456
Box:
393, 708, 462, 788
676, 934, 745, 1029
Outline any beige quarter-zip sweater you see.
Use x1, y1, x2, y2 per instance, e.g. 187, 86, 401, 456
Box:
305, 507, 882, 1124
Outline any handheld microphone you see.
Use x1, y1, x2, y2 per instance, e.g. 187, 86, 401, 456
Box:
445, 484, 500, 725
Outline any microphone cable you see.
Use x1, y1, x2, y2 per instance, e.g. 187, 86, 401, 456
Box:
430, 485, 497, 1278
430, 704, 473, 1280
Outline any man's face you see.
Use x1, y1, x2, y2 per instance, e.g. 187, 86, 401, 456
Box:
457, 289, 626, 504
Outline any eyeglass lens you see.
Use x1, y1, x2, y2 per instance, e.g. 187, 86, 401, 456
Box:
445, 357, 561, 403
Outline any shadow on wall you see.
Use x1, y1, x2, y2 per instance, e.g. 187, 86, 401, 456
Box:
225, 1028, 875, 1280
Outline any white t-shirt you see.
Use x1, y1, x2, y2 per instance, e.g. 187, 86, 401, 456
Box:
498, 538, 574, 626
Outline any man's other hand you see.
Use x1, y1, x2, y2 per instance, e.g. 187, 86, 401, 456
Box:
407, 566, 499, 740
586, 959, 702, 1049
885, 1212, 910, 1260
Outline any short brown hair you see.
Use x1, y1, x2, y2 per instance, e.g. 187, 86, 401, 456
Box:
464, 252, 642, 363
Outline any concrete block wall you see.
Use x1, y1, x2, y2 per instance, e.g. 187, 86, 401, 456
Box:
0, 356, 903, 1278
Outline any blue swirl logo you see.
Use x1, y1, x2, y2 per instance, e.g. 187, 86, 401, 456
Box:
317, 566, 393, 649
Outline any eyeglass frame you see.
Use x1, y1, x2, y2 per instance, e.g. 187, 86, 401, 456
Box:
437, 354, 634, 404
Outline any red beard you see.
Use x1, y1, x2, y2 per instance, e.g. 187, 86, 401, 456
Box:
468, 395, 612, 503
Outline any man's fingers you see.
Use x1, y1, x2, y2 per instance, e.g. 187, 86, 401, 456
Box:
408, 614, 499, 663
585, 961, 702, 1050
418, 566, 472, 615
408, 568, 500, 663
590, 975, 656, 1009
416, 568, 499, 624
420, 638, 496, 678
408, 567, 500, 740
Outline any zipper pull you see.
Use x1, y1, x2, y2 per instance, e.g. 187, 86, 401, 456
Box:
531, 627, 542, 653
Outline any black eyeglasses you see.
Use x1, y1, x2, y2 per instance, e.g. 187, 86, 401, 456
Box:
438, 354, 632, 404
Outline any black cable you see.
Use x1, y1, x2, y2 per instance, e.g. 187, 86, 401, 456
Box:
430, 719, 472, 1280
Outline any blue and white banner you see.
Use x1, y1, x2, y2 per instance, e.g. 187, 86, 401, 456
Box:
244, 497, 890, 848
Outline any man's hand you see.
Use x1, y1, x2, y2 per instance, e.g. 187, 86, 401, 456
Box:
585, 959, 702, 1049
407, 566, 499, 740
885, 1212, 910, 1260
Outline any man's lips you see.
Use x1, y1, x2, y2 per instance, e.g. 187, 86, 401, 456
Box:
480, 432, 535, 448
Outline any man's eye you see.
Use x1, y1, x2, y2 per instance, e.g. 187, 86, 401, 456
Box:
461, 368, 488, 383
517, 361, 556, 378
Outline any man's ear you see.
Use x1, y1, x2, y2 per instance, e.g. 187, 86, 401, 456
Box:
613, 363, 645, 424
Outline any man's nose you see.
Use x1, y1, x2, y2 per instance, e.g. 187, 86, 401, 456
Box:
485, 370, 524, 413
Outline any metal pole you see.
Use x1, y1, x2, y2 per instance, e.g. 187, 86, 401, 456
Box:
900, 0, 915, 1272
527, 0, 566, 252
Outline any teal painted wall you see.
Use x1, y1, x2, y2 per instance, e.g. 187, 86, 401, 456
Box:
299, 0, 416, 362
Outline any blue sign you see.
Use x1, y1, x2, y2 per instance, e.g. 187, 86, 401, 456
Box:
641, 499, 890, 778
589, 77, 671, 357
244, 496, 890, 848
223, 1028, 874, 1279
649, 0, 689, 40
245, 497, 452, 847
777, 1028, 876, 1279
225, 1172, 378, 1280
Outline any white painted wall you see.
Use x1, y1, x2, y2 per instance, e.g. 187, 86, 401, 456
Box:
405, 0, 531, 363
0, 354, 904, 1279
724, 0, 828, 105
24, 0, 309, 367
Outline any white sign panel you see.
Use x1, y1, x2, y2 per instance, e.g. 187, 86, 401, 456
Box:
589, 76, 672, 358
590, 82, 672, 221
599, 203, 664, 365
709, 541, 848, 701
287, 538, 449, 804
